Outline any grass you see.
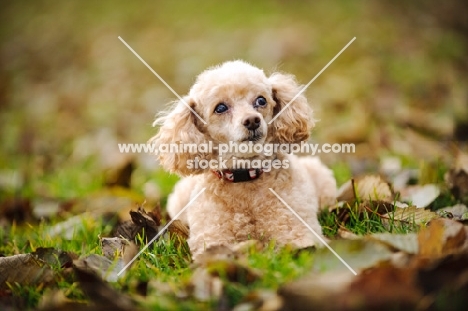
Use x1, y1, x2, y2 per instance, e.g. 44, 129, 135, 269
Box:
0, 162, 428, 310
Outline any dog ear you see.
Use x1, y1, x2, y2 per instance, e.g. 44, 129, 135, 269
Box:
268, 72, 314, 143
149, 97, 207, 176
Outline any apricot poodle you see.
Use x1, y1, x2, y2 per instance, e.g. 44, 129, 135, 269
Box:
150, 60, 336, 260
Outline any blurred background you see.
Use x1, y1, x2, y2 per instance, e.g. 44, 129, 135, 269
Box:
1, 0, 467, 202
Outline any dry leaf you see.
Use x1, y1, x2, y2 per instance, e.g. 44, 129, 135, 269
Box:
279, 271, 355, 311
73, 255, 123, 282
73, 263, 135, 311
337, 175, 393, 204
104, 160, 134, 189
445, 150, 468, 203
399, 184, 440, 208
112, 206, 162, 243
437, 204, 468, 221
168, 219, 189, 240
368, 233, 419, 254
32, 247, 76, 268
418, 218, 467, 256
383, 205, 438, 227
0, 198, 32, 223
346, 266, 422, 310
0, 254, 55, 289
312, 239, 393, 273
100, 237, 136, 261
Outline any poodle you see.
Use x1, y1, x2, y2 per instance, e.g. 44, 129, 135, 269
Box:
150, 60, 337, 260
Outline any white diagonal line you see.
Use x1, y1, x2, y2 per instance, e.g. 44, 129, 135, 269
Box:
118, 36, 207, 124
269, 188, 357, 275
269, 37, 356, 124
117, 188, 206, 276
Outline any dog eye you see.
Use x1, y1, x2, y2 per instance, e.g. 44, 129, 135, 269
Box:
254, 96, 267, 107
214, 103, 229, 114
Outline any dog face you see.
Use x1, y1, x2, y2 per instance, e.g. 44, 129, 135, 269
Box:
150, 60, 314, 175
189, 62, 274, 145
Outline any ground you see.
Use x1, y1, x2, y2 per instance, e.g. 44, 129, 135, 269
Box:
1, 0, 468, 310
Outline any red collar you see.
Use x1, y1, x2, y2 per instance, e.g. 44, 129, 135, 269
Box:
212, 168, 263, 183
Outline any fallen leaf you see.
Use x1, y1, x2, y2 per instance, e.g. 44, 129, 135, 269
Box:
32, 247, 77, 268
100, 237, 136, 261
73, 262, 135, 311
312, 239, 393, 273
0, 198, 32, 223
104, 160, 135, 189
399, 184, 440, 208
437, 204, 468, 221
368, 233, 419, 254
445, 150, 468, 203
345, 266, 422, 310
337, 175, 393, 204
383, 205, 439, 227
73, 254, 123, 282
280, 252, 468, 310
279, 271, 355, 311
0, 254, 55, 289
112, 206, 162, 243
167, 219, 189, 240
418, 218, 467, 256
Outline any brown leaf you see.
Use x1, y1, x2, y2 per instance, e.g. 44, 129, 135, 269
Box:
73, 263, 135, 311
111, 219, 142, 241
383, 205, 439, 227
100, 237, 137, 261
112, 206, 162, 243
0, 254, 55, 289
280, 252, 468, 311
129, 206, 160, 242
104, 160, 135, 189
32, 247, 77, 268
73, 255, 120, 282
346, 266, 422, 310
0, 198, 32, 223
168, 219, 189, 240
445, 150, 468, 203
279, 271, 355, 311
418, 218, 467, 256
337, 175, 393, 204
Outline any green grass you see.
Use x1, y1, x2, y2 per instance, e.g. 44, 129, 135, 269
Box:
0, 173, 424, 310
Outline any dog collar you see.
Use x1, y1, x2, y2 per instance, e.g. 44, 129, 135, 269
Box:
212, 168, 263, 183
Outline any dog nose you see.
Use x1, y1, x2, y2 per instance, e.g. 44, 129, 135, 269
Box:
243, 115, 261, 130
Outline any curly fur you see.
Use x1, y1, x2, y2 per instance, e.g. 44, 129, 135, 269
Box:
150, 60, 337, 260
